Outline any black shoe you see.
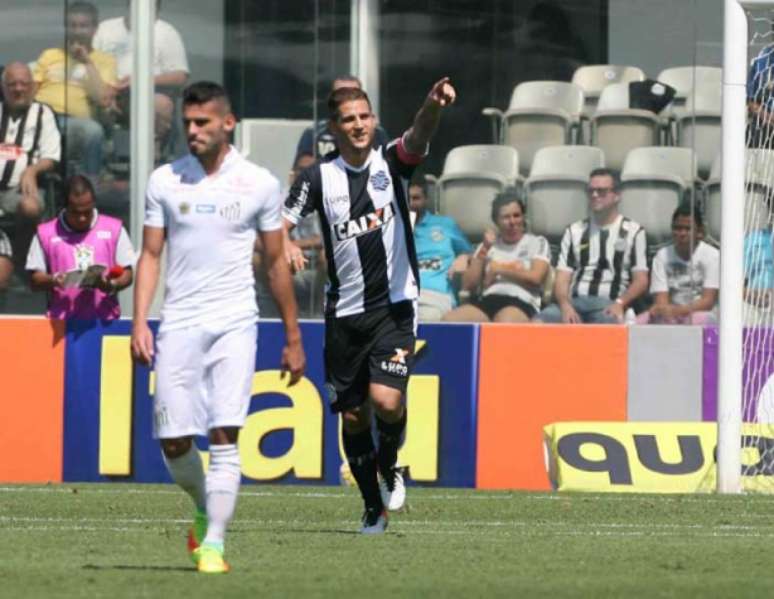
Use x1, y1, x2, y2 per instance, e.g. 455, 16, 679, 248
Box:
360, 506, 388, 534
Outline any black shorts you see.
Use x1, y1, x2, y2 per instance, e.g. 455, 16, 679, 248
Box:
324, 300, 416, 413
472, 293, 537, 320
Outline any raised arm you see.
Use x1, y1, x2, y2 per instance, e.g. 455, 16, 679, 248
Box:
130, 226, 165, 365
403, 77, 457, 155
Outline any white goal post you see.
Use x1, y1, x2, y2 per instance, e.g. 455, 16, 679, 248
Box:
719, 0, 774, 493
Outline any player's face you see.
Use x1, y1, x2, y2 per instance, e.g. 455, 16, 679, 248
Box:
183, 100, 235, 158
587, 175, 619, 214
495, 201, 525, 244
331, 99, 375, 154
672, 214, 701, 257
64, 189, 95, 232
409, 185, 427, 214
1, 66, 35, 111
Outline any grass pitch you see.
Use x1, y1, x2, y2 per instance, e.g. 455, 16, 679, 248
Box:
2, 483, 774, 598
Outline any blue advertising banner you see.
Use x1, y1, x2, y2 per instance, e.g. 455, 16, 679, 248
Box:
63, 320, 479, 487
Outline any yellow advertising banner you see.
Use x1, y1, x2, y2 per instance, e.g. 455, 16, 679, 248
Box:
543, 422, 774, 493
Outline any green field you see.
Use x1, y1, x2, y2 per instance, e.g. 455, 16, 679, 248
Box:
2, 483, 774, 598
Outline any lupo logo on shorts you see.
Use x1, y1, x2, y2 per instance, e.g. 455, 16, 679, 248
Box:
369, 170, 390, 191
380, 347, 410, 377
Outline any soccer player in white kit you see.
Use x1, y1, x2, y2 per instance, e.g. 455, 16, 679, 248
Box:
131, 81, 305, 574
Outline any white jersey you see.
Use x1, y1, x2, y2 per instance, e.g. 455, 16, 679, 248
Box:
145, 147, 282, 332
482, 233, 551, 312
93, 17, 189, 80
650, 241, 719, 306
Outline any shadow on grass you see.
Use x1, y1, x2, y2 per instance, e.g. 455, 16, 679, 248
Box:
83, 564, 194, 572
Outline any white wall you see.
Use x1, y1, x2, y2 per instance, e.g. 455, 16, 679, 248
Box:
609, 0, 724, 77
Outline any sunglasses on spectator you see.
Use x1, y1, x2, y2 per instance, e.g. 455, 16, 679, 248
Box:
586, 187, 615, 197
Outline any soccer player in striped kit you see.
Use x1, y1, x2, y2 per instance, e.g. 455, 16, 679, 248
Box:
283, 77, 456, 533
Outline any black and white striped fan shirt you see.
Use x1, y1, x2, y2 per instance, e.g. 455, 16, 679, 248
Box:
557, 214, 648, 300
283, 136, 422, 318
0, 101, 60, 191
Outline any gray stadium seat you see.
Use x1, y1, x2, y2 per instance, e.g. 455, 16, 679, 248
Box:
572, 64, 646, 119
235, 118, 313, 183
524, 145, 604, 247
656, 65, 722, 122
436, 145, 520, 241
482, 81, 584, 176
590, 83, 662, 172
706, 150, 774, 242
675, 87, 721, 180
704, 153, 722, 242
620, 146, 698, 247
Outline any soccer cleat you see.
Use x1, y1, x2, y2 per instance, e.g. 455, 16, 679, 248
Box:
360, 506, 389, 534
187, 509, 207, 564
378, 466, 408, 512
194, 544, 230, 574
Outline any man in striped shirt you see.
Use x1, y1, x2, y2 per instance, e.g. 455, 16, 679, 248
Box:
535, 168, 649, 324
283, 78, 456, 533
0, 62, 61, 220
0, 229, 12, 298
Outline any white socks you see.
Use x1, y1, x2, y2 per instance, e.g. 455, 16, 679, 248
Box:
163, 444, 206, 512
203, 444, 241, 547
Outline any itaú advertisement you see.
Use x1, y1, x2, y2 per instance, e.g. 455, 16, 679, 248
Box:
544, 422, 774, 493
62, 320, 479, 487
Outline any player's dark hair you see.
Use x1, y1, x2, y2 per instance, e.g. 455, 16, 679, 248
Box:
183, 81, 232, 111
64, 174, 96, 205
589, 167, 621, 190
672, 201, 703, 228
68, 1, 98, 25
328, 87, 372, 122
491, 189, 525, 223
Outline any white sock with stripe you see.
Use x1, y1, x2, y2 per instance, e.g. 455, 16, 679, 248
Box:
162, 444, 206, 512
203, 444, 241, 548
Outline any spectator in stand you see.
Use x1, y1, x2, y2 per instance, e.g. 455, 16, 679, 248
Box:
637, 203, 719, 324
33, 1, 117, 180
534, 168, 648, 324
0, 62, 61, 221
25, 174, 135, 319
294, 75, 389, 162
443, 191, 550, 323
408, 180, 471, 321
279, 153, 326, 317
93, 0, 189, 155
743, 212, 774, 325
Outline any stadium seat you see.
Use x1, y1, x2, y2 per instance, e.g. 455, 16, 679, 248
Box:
524, 145, 604, 247
590, 83, 662, 172
482, 81, 584, 176
656, 65, 722, 122
705, 150, 774, 242
619, 146, 698, 247
704, 153, 722, 242
436, 145, 519, 241
235, 118, 313, 182
675, 87, 722, 180
571, 64, 646, 119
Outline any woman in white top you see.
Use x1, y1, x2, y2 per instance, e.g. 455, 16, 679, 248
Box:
443, 191, 551, 323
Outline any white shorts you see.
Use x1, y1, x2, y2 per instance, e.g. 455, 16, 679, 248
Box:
153, 321, 257, 439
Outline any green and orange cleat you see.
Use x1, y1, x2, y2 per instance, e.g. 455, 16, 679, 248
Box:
187, 509, 207, 564
193, 544, 230, 574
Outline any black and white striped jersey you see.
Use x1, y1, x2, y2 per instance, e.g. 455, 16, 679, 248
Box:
557, 214, 648, 300
283, 136, 421, 318
0, 101, 60, 191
